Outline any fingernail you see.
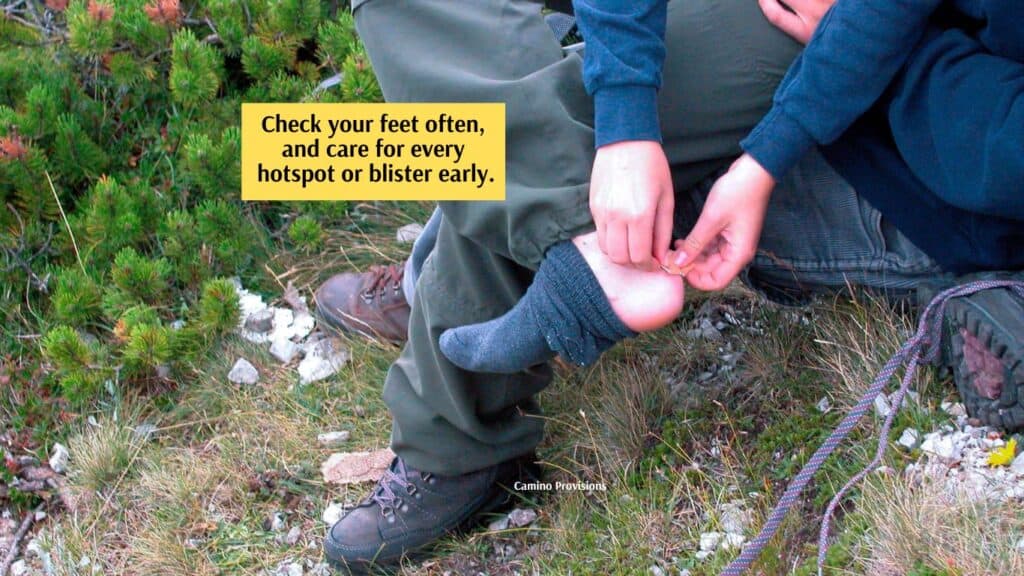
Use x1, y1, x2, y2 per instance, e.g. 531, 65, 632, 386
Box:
674, 251, 688, 266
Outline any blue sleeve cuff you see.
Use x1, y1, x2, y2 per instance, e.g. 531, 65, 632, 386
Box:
741, 106, 817, 181
593, 85, 662, 148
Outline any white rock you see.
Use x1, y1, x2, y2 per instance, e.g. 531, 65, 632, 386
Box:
897, 428, 920, 450
306, 562, 331, 576
134, 422, 158, 441
921, 433, 963, 463
396, 223, 426, 243
228, 358, 259, 385
905, 390, 920, 405
695, 550, 714, 561
941, 402, 967, 417
322, 502, 345, 526
270, 512, 287, 532
487, 515, 511, 531
298, 338, 350, 385
873, 393, 892, 418
287, 311, 316, 342
1015, 537, 1024, 554
1012, 452, 1024, 475
10, 560, 28, 576
245, 309, 276, 333
170, 319, 185, 331
285, 526, 302, 546
270, 337, 299, 364
274, 561, 304, 576
34, 510, 47, 522
816, 397, 832, 414
649, 565, 666, 576
508, 508, 538, 527
49, 443, 69, 474
317, 431, 351, 447
718, 501, 750, 534
25, 538, 43, 558
78, 556, 91, 568
722, 533, 746, 550
699, 532, 723, 552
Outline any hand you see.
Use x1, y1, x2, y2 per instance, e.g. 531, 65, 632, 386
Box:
589, 140, 674, 270
758, 0, 836, 45
668, 154, 774, 291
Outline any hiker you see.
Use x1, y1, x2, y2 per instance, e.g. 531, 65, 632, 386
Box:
315, 0, 1024, 571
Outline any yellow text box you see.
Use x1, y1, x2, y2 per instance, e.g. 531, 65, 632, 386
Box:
241, 103, 505, 201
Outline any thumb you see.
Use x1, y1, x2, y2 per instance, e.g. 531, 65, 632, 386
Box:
674, 211, 723, 267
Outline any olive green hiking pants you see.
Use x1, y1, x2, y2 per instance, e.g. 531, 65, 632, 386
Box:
353, 0, 802, 475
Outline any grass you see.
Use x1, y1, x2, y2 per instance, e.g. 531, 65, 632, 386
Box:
10, 203, 1019, 575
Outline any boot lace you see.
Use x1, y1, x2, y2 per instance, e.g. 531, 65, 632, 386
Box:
369, 458, 432, 521
361, 264, 404, 303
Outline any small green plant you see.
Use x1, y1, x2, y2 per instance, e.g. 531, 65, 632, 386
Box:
288, 215, 325, 253
197, 278, 241, 336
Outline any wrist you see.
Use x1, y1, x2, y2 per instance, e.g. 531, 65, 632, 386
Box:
733, 153, 776, 191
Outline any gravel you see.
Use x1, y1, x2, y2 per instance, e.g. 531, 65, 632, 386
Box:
905, 415, 1024, 503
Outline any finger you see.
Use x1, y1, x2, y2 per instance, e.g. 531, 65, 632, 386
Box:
628, 216, 655, 269
605, 220, 630, 265
677, 211, 723, 267
758, 0, 805, 40
653, 192, 675, 264
594, 213, 608, 255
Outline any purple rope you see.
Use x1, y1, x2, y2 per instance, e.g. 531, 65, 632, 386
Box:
719, 279, 1024, 576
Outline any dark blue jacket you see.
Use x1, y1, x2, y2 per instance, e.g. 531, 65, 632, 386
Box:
575, 0, 1024, 272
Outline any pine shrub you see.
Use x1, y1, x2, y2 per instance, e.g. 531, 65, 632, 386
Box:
1, 0, 379, 401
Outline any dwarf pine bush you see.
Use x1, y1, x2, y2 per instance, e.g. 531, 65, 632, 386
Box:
0, 0, 378, 405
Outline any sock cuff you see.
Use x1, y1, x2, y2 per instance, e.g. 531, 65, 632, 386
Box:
541, 241, 637, 342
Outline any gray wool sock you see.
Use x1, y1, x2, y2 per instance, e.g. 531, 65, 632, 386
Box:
438, 240, 637, 373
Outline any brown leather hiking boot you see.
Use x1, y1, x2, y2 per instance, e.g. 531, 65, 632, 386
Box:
323, 455, 540, 574
315, 264, 411, 343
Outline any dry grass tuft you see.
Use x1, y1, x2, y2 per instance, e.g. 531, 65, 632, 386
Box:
66, 416, 144, 500
809, 292, 925, 410
860, 476, 1024, 575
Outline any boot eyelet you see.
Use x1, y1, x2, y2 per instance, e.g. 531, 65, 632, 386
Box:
381, 505, 394, 517
360, 291, 374, 303
406, 485, 417, 496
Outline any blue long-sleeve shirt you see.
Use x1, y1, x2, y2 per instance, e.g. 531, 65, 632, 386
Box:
574, 0, 666, 147
740, 0, 1024, 218
577, 0, 1024, 272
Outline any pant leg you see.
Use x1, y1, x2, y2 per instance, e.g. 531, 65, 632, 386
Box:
402, 206, 441, 304
355, 0, 593, 474
676, 148, 951, 305
355, 0, 802, 475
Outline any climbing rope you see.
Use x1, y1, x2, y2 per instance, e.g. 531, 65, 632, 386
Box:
720, 279, 1024, 576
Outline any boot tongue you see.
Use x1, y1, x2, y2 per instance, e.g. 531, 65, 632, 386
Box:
369, 457, 416, 510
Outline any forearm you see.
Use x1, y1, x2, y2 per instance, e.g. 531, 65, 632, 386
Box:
573, 0, 667, 147
741, 0, 941, 180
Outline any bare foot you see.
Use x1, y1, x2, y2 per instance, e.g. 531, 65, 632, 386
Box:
572, 232, 685, 333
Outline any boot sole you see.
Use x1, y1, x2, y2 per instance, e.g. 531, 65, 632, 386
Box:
326, 461, 542, 575
944, 287, 1024, 431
